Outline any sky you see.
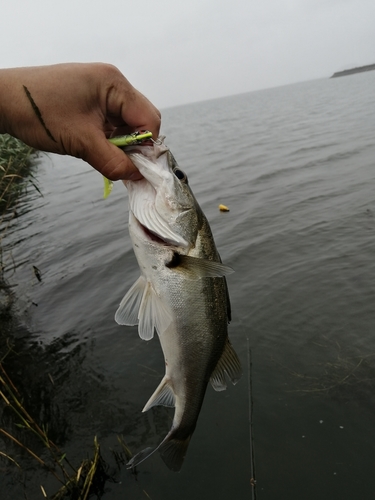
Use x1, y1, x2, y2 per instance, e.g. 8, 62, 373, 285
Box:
1, 0, 374, 109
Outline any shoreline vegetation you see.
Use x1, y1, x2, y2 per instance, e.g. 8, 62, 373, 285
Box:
0, 133, 36, 213
0, 136, 134, 498
0, 133, 37, 307
330, 63, 375, 78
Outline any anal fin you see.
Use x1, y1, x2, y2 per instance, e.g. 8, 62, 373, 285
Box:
143, 376, 176, 412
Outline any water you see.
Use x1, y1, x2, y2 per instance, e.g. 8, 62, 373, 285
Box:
1, 71, 375, 499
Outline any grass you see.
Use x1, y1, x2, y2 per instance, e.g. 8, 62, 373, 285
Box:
0, 133, 38, 213
0, 358, 109, 499
0, 135, 108, 498
0, 138, 138, 500
0, 133, 39, 285
0, 135, 113, 498
0, 136, 148, 498
0, 338, 140, 499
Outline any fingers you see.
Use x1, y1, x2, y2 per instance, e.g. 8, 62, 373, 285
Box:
121, 94, 161, 141
79, 128, 142, 181
105, 74, 161, 142
0, 63, 161, 180
84, 143, 142, 181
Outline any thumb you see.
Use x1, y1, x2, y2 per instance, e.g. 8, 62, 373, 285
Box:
81, 132, 142, 181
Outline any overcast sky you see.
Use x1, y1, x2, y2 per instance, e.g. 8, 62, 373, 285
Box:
1, 0, 374, 109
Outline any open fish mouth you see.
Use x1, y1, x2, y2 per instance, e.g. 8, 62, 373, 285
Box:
126, 174, 190, 248
137, 217, 174, 246
131, 210, 189, 248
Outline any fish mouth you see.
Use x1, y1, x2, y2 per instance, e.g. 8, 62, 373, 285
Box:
139, 220, 173, 246
132, 212, 188, 247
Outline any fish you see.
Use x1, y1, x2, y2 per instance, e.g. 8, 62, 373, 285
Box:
115, 138, 242, 472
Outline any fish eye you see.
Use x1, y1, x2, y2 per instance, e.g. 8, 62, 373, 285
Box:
173, 168, 188, 183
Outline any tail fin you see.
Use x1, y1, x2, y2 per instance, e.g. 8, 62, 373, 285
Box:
158, 434, 192, 472
127, 432, 192, 472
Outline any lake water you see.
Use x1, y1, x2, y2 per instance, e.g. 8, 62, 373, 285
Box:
1, 70, 375, 499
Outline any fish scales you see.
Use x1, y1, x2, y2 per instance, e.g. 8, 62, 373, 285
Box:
115, 139, 241, 471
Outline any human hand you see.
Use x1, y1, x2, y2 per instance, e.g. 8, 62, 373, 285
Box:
0, 63, 161, 180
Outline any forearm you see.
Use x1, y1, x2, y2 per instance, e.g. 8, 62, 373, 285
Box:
0, 67, 34, 137
0, 64, 93, 151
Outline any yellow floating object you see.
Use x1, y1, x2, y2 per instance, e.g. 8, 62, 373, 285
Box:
219, 204, 230, 212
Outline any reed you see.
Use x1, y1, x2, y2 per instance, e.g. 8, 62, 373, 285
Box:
0, 136, 108, 498
0, 357, 109, 499
0, 136, 140, 498
0, 133, 37, 213
0, 133, 39, 296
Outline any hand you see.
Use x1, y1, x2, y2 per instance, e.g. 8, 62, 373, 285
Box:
0, 63, 161, 180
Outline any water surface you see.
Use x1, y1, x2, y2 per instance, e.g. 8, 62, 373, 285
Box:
1, 71, 375, 499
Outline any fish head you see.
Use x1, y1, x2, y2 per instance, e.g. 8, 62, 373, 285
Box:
124, 140, 200, 250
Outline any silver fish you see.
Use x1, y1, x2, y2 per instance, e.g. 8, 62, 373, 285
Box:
115, 139, 241, 471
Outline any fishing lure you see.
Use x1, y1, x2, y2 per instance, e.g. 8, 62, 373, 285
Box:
103, 131, 153, 198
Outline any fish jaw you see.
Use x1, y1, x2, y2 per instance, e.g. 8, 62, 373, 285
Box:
126, 179, 191, 248
123, 145, 200, 250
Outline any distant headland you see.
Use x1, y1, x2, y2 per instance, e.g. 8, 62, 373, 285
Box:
331, 64, 375, 78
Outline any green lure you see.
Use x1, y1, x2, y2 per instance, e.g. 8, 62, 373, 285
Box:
103, 131, 153, 199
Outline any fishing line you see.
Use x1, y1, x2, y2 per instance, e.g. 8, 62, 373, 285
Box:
247, 337, 257, 499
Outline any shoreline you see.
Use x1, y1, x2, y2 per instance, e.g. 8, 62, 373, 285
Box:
331, 63, 375, 78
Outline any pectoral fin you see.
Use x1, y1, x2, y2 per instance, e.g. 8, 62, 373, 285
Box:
115, 276, 146, 326
210, 339, 242, 391
166, 253, 234, 280
115, 277, 172, 340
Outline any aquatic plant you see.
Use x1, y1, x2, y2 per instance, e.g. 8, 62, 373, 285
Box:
0, 135, 147, 498
0, 133, 37, 213
280, 338, 375, 400
0, 133, 40, 302
0, 136, 108, 498
0, 352, 110, 499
